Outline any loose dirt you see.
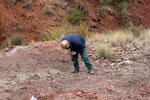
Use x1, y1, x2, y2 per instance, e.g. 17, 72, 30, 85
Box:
0, 41, 150, 100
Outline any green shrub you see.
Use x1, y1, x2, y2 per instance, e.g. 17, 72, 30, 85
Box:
130, 25, 144, 37
1, 39, 11, 48
75, 23, 91, 38
41, 31, 62, 41
1, 33, 25, 48
10, 34, 25, 45
50, 31, 62, 40
41, 23, 91, 42
68, 9, 84, 25
100, 0, 112, 5
122, 10, 131, 28
121, 0, 130, 10
41, 32, 51, 41
2, 31, 12, 39
97, 44, 114, 61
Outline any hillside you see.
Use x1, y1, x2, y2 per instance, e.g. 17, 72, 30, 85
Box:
0, 0, 150, 44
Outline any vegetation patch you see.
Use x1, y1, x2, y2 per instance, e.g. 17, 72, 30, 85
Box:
68, 9, 84, 25
41, 23, 91, 41
97, 44, 114, 61
45, 7, 54, 16
100, 0, 112, 5
1, 32, 25, 49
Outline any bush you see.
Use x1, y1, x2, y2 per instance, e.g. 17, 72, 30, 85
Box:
97, 44, 114, 61
121, 0, 130, 10
1, 33, 25, 48
1, 39, 11, 48
122, 10, 131, 28
45, 7, 54, 16
68, 9, 84, 25
100, 0, 112, 5
130, 25, 144, 37
2, 31, 12, 39
99, 6, 107, 18
41, 31, 62, 41
41, 32, 51, 42
41, 23, 91, 42
77, 1, 88, 15
75, 23, 91, 38
10, 34, 25, 45
109, 31, 134, 47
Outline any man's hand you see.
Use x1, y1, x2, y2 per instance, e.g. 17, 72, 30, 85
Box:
71, 51, 76, 55
67, 49, 76, 55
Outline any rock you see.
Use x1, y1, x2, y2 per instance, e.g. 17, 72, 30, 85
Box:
11, 0, 17, 7
30, 74, 41, 80
26, 2, 32, 10
12, 22, 23, 31
88, 54, 92, 56
22, 0, 32, 10
95, 60, 99, 64
91, 48, 95, 51
6, 46, 28, 56
45, 7, 55, 16
110, 63, 115, 67
119, 60, 133, 65
40, 1, 45, 7
54, 16, 61, 22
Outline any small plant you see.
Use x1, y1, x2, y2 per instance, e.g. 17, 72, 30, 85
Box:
1, 33, 25, 48
97, 44, 114, 61
100, 0, 112, 5
41, 31, 62, 41
130, 25, 144, 37
41, 23, 91, 42
75, 23, 92, 38
50, 31, 63, 40
121, 1, 131, 27
2, 31, 12, 39
41, 32, 51, 42
109, 31, 134, 47
45, 7, 54, 16
68, 9, 84, 25
10, 34, 25, 45
99, 6, 107, 18
77, 1, 88, 15
1, 39, 11, 48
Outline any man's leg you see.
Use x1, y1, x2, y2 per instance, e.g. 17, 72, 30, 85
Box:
80, 48, 93, 71
71, 54, 80, 72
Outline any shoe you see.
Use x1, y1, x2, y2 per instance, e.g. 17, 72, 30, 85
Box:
88, 70, 95, 74
71, 70, 80, 73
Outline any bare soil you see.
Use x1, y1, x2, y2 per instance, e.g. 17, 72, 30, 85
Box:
0, 41, 150, 100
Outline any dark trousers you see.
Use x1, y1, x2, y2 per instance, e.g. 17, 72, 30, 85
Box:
71, 48, 93, 71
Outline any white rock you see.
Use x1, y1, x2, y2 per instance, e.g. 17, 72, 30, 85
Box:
6, 46, 28, 56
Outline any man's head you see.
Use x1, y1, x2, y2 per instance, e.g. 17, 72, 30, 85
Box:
61, 40, 70, 49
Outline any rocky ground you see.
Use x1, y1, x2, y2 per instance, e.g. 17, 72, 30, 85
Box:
0, 41, 150, 100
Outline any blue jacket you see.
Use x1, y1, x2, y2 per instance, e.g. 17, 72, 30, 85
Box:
61, 34, 86, 54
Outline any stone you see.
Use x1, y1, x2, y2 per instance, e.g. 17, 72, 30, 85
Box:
11, 0, 17, 7
40, 1, 45, 7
